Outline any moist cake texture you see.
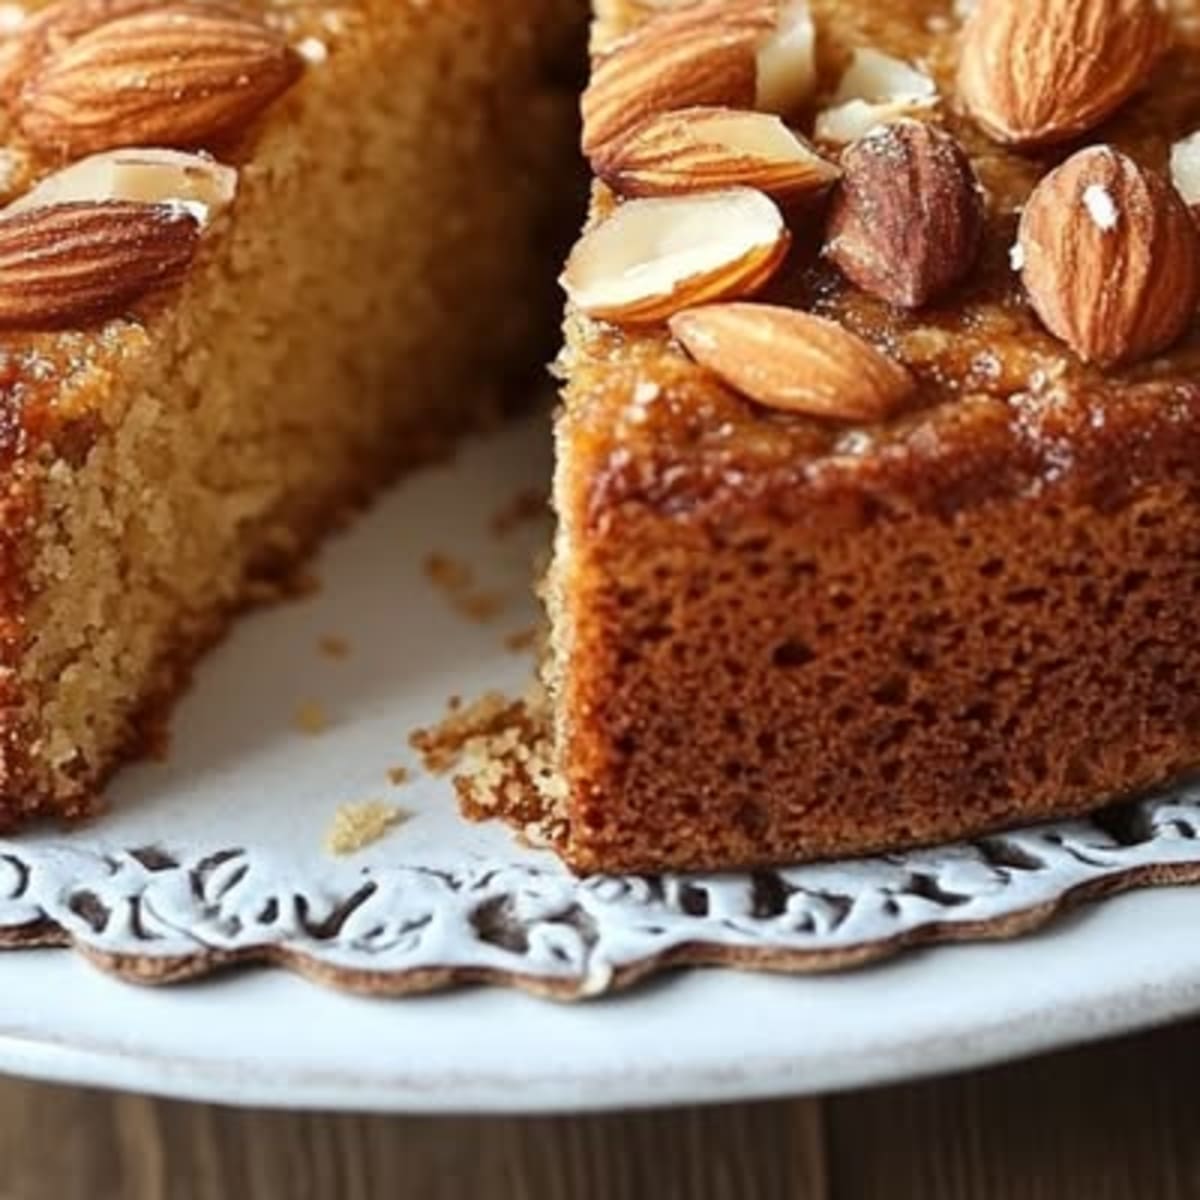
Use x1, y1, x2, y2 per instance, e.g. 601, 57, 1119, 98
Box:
543, 0, 1200, 872
0, 0, 582, 822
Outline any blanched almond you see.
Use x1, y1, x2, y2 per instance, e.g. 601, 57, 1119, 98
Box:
1171, 132, 1200, 214
1017, 146, 1200, 366
669, 302, 915, 421
958, 0, 1170, 148
754, 0, 818, 116
5, 147, 237, 225
814, 48, 938, 146
561, 188, 789, 324
596, 106, 839, 201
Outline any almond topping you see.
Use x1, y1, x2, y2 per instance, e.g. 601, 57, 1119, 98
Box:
5, 147, 237, 225
814, 48, 938, 146
670, 302, 915, 421
825, 121, 984, 308
958, 0, 1170, 148
17, 6, 304, 157
0, 0, 247, 98
561, 188, 789, 324
1170, 132, 1200, 215
754, 0, 818, 117
1017, 146, 1200, 366
595, 106, 839, 201
581, 0, 819, 165
0, 200, 199, 328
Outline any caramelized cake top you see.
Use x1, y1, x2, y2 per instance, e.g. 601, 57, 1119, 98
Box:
562, 0, 1200, 525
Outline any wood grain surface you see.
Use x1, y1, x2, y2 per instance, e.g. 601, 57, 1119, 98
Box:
1, 1019, 1198, 1199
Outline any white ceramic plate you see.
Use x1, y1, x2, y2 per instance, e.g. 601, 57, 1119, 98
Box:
2, 415, 1200, 1112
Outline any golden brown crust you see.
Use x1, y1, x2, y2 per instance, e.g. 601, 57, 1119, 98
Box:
548, 0, 1200, 872
0, 0, 584, 825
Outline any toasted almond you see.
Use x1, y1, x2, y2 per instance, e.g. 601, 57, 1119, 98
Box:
581, 0, 773, 162
6, 147, 237, 225
582, 0, 819, 164
1171, 132, 1200, 214
561, 188, 789, 324
669, 302, 915, 421
1017, 146, 1200, 366
825, 121, 984, 308
0, 200, 199, 328
596, 106, 839, 201
814, 48, 938, 146
0, 0, 246, 98
18, 6, 303, 157
958, 0, 1170, 148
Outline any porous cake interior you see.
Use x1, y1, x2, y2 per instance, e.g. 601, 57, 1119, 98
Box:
11, 0, 581, 816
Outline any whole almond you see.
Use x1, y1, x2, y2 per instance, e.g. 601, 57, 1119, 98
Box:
581, 0, 774, 163
825, 121, 985, 308
958, 0, 1170, 148
1017, 146, 1200, 366
669, 302, 916, 421
0, 0, 247, 98
561, 188, 789, 324
596, 106, 839, 201
18, 7, 303, 157
0, 201, 199, 328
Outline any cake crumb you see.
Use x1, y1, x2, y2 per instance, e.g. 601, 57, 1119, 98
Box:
325, 801, 410, 856
318, 633, 351, 660
294, 700, 330, 736
409, 683, 565, 848
409, 690, 522, 774
489, 487, 548, 537
387, 765, 410, 786
423, 552, 507, 623
504, 625, 540, 653
449, 684, 567, 849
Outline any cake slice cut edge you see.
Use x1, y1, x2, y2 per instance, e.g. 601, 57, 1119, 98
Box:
532, 0, 1200, 874
0, 0, 584, 824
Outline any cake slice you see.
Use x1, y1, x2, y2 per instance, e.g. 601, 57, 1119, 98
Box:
0, 0, 582, 823
542, 0, 1200, 873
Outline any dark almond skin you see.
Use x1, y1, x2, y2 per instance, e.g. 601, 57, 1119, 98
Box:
824, 120, 986, 309
0, 201, 200, 328
18, 6, 303, 157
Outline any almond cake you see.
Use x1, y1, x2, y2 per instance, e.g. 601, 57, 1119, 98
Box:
536, 0, 1200, 872
0, 0, 581, 823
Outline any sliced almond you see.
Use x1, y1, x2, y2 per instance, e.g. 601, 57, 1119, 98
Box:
825, 121, 984, 308
958, 0, 1170, 148
596, 106, 839, 201
669, 302, 915, 421
5, 147, 237, 225
814, 48, 939, 146
561, 188, 789, 324
1017, 146, 1200, 366
754, 0, 818, 117
18, 6, 303, 157
1171, 132, 1200, 214
0, 200, 199, 328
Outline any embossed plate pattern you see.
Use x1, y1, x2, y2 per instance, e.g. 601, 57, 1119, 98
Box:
1, 417, 1200, 1108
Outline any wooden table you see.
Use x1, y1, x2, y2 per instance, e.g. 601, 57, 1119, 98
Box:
4, 1017, 1198, 1199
